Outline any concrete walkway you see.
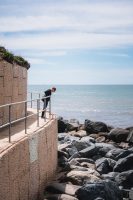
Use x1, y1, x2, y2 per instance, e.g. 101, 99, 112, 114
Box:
0, 108, 55, 154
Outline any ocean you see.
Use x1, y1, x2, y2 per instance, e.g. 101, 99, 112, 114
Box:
28, 85, 133, 128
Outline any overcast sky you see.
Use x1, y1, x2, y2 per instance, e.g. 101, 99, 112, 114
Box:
0, 0, 133, 85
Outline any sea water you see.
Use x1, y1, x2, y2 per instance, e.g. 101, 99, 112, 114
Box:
28, 85, 133, 128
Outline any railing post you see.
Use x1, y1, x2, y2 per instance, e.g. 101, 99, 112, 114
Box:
44, 98, 46, 122
25, 102, 27, 134
31, 93, 33, 108
49, 97, 51, 119
39, 93, 41, 110
37, 99, 39, 127
9, 105, 11, 143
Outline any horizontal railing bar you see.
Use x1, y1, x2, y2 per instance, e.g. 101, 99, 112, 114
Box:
0, 96, 50, 109
0, 109, 52, 129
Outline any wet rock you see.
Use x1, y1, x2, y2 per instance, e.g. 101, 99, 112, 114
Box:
96, 143, 115, 157
80, 162, 96, 169
58, 117, 67, 133
58, 133, 68, 142
75, 158, 95, 164
66, 170, 100, 185
64, 135, 80, 143
96, 158, 115, 175
127, 130, 133, 143
115, 149, 133, 160
106, 148, 124, 160
58, 143, 72, 152
79, 145, 99, 158
58, 150, 69, 159
72, 136, 95, 152
108, 128, 129, 143
102, 172, 119, 181
85, 120, 109, 134
76, 180, 123, 200
114, 154, 133, 172
44, 194, 78, 200
69, 130, 87, 137
96, 136, 106, 143
69, 165, 89, 171
115, 170, 133, 189
46, 182, 81, 196
66, 146, 78, 157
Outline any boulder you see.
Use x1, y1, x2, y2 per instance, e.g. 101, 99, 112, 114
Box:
85, 120, 108, 134
127, 130, 133, 143
106, 149, 124, 160
71, 136, 95, 152
108, 128, 129, 143
64, 135, 80, 143
115, 170, 133, 189
96, 136, 106, 143
46, 182, 81, 196
44, 194, 78, 200
79, 145, 100, 158
69, 130, 87, 137
114, 154, 133, 172
66, 170, 100, 185
116, 149, 133, 160
76, 180, 123, 200
96, 158, 115, 175
58, 117, 67, 133
58, 133, 68, 142
75, 158, 95, 164
102, 172, 119, 181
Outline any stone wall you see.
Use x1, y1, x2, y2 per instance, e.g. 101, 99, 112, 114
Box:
0, 118, 58, 200
0, 59, 27, 126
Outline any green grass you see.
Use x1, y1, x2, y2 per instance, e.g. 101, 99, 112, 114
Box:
0, 46, 30, 69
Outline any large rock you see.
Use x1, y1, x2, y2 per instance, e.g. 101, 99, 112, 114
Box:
115, 170, 133, 189
114, 154, 133, 172
58, 117, 67, 133
66, 119, 80, 132
106, 149, 124, 160
115, 149, 133, 160
58, 133, 68, 142
69, 130, 87, 137
108, 128, 129, 143
127, 130, 133, 143
102, 172, 119, 181
46, 182, 81, 196
96, 158, 116, 174
85, 120, 108, 134
44, 194, 78, 200
79, 145, 100, 158
72, 136, 95, 151
66, 170, 100, 185
76, 180, 123, 200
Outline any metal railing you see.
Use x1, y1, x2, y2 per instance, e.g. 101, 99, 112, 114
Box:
0, 92, 53, 143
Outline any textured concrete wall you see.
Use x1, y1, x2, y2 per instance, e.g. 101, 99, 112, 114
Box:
0, 119, 57, 200
0, 59, 27, 126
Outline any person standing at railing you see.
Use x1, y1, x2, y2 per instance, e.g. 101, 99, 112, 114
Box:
41, 87, 56, 118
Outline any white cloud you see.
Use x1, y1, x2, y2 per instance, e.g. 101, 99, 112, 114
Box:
1, 32, 133, 51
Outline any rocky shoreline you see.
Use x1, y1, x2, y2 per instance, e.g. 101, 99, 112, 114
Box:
44, 118, 133, 200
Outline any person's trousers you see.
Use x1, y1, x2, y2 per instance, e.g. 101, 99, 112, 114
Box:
41, 99, 49, 118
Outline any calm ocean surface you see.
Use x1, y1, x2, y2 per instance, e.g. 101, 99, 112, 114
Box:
28, 85, 133, 128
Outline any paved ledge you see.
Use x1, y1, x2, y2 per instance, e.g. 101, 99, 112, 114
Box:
0, 108, 55, 154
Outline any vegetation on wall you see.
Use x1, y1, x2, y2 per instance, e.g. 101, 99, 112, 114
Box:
0, 46, 30, 69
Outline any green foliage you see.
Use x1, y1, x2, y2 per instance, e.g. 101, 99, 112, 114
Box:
14, 56, 30, 69
0, 46, 30, 69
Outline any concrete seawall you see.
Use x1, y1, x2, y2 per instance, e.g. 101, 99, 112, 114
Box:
0, 118, 58, 200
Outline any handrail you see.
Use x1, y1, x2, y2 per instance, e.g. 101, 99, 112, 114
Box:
0, 92, 53, 143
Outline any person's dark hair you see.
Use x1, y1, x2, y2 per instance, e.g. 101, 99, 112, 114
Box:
52, 87, 56, 92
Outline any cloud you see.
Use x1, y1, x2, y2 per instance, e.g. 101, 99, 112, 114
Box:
1, 32, 133, 51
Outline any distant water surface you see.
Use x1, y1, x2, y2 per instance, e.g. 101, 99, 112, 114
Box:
28, 85, 133, 128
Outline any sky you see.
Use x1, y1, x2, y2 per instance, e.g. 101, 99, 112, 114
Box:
0, 0, 133, 85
